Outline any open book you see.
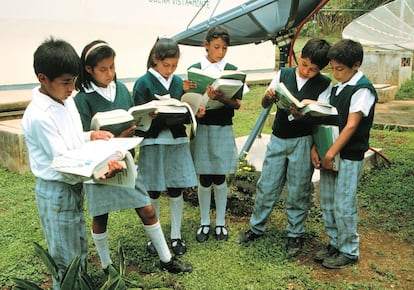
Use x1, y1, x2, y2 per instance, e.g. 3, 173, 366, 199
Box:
181, 78, 244, 111
51, 137, 142, 188
274, 82, 338, 117
187, 67, 246, 95
312, 125, 340, 171
90, 98, 197, 136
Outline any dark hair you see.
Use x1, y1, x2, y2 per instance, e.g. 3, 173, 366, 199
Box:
301, 38, 331, 70
33, 36, 80, 81
76, 40, 117, 91
205, 25, 230, 45
147, 38, 180, 69
328, 39, 364, 68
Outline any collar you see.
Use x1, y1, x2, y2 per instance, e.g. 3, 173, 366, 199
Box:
31, 86, 67, 111
83, 81, 116, 102
149, 68, 173, 89
200, 56, 227, 71
335, 70, 363, 89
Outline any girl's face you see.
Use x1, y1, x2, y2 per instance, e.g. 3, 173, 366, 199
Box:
153, 56, 179, 79
330, 59, 359, 83
297, 57, 320, 79
204, 37, 228, 63
86, 56, 115, 88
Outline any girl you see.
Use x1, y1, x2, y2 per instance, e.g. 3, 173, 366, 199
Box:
184, 25, 246, 242
74, 40, 192, 273
132, 37, 197, 256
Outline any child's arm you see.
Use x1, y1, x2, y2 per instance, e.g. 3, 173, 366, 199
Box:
321, 112, 362, 170
311, 145, 321, 169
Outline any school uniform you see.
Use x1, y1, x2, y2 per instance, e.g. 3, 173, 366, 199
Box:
74, 81, 151, 216
249, 67, 331, 238
22, 87, 90, 285
319, 71, 377, 259
132, 69, 197, 191
189, 58, 242, 175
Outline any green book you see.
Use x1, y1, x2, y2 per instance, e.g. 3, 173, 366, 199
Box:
187, 67, 246, 94
312, 124, 340, 171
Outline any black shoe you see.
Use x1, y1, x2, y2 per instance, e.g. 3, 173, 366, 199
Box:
171, 239, 187, 255
236, 229, 262, 244
314, 244, 339, 263
103, 264, 116, 275
160, 256, 193, 273
146, 240, 157, 256
286, 237, 305, 257
322, 253, 358, 269
214, 225, 228, 241
196, 225, 210, 243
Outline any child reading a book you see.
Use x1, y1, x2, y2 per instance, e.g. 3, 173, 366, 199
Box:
237, 38, 332, 258
74, 40, 192, 273
311, 39, 377, 269
184, 25, 247, 243
132, 37, 197, 256
21, 37, 125, 289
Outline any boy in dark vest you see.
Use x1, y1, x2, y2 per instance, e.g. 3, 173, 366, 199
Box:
237, 38, 332, 258
311, 39, 377, 268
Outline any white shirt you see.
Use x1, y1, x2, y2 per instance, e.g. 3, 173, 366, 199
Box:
21, 87, 91, 184
327, 71, 376, 117
84, 81, 117, 102
149, 67, 173, 90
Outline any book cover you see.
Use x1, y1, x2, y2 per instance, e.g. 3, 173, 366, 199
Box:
187, 67, 246, 94
312, 125, 340, 171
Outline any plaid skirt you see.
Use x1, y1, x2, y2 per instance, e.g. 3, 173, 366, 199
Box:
190, 124, 238, 175
84, 169, 151, 217
138, 142, 197, 191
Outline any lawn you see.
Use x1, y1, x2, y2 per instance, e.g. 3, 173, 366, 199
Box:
1, 84, 413, 289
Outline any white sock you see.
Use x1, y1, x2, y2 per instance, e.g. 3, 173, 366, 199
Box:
213, 182, 228, 227
169, 195, 183, 240
91, 230, 113, 269
198, 184, 212, 226
144, 221, 172, 263
150, 197, 161, 219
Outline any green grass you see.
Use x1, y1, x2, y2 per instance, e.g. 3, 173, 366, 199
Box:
1, 85, 414, 289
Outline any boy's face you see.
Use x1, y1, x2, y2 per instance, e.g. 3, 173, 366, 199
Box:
86, 56, 115, 88
330, 60, 359, 83
153, 56, 179, 79
297, 57, 320, 79
38, 73, 77, 103
204, 38, 228, 63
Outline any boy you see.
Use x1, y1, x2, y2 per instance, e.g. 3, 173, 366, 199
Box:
237, 38, 332, 258
312, 39, 377, 269
21, 37, 122, 288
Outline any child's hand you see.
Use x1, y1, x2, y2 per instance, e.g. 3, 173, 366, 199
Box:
119, 123, 137, 137
196, 106, 206, 118
150, 110, 159, 119
321, 155, 335, 171
183, 80, 197, 91
206, 86, 224, 101
264, 88, 278, 103
91, 130, 114, 141
311, 145, 321, 169
289, 105, 305, 120
101, 159, 125, 179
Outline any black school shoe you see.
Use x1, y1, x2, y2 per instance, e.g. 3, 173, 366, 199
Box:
171, 239, 187, 255
314, 244, 339, 262
160, 256, 193, 273
286, 237, 305, 257
236, 228, 262, 244
322, 253, 358, 269
146, 240, 157, 256
214, 225, 228, 241
196, 225, 210, 243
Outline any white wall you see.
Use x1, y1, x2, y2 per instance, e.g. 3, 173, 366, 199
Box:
0, 0, 275, 86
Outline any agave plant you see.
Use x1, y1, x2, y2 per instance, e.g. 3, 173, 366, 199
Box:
12, 242, 136, 290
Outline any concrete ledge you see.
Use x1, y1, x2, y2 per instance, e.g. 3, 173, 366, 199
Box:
374, 83, 398, 103
0, 119, 30, 173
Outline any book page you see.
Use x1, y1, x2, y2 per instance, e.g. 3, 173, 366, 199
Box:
275, 82, 303, 110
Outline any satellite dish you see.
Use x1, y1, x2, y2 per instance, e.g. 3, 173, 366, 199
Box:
343, 0, 414, 50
